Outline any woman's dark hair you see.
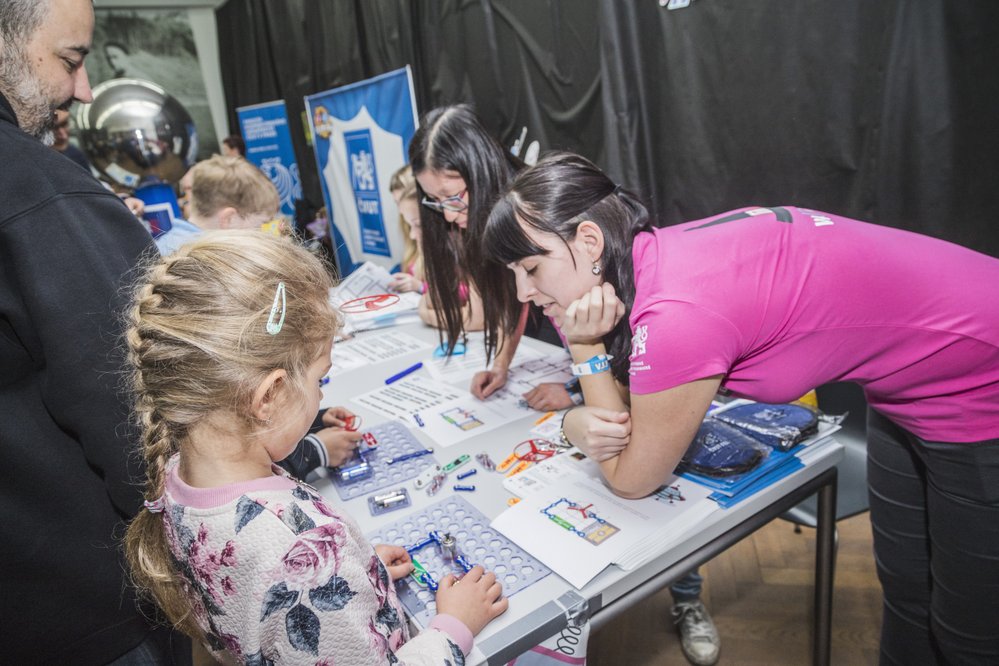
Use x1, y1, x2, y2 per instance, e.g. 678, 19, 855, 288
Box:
482, 151, 653, 383
408, 104, 523, 357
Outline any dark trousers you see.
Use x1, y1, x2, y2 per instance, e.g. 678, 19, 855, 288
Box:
866, 408, 999, 665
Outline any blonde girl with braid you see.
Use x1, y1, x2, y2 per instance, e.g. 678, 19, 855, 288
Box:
124, 231, 506, 664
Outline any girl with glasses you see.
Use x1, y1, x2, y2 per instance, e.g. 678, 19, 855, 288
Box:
409, 105, 576, 409
388, 163, 484, 332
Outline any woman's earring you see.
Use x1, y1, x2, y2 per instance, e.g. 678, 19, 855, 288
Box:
591, 263, 602, 275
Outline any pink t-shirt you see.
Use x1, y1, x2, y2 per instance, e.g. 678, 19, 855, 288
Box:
628, 206, 999, 442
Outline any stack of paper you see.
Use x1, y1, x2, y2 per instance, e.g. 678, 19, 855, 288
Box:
493, 451, 717, 588
330, 262, 422, 336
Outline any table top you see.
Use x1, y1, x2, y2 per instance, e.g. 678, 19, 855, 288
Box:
314, 321, 845, 665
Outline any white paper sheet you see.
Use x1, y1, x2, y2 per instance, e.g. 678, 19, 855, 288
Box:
330, 262, 422, 335
423, 334, 557, 384
493, 455, 716, 588
351, 375, 465, 422
329, 330, 434, 375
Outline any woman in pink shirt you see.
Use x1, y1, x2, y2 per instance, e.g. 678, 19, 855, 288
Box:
482, 151, 999, 665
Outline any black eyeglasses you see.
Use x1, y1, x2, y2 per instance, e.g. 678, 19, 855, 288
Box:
421, 189, 468, 214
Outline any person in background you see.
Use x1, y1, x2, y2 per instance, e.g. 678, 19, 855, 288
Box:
51, 107, 90, 170
154, 154, 278, 255
124, 230, 508, 662
484, 151, 999, 665
0, 0, 190, 661
388, 164, 425, 294
222, 133, 246, 158
387, 163, 485, 331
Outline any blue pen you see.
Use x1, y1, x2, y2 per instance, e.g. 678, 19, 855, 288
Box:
386, 448, 434, 465
385, 361, 423, 385
413, 413, 425, 427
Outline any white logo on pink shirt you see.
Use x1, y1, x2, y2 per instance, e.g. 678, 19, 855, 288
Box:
632, 325, 648, 358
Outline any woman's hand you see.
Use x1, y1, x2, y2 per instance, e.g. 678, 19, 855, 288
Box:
562, 406, 631, 462
470, 364, 509, 399
558, 283, 626, 344
389, 272, 422, 293
374, 544, 414, 580
434, 565, 508, 636
522, 382, 574, 411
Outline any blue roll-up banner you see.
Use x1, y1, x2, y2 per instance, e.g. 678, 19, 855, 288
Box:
236, 100, 303, 219
305, 66, 418, 271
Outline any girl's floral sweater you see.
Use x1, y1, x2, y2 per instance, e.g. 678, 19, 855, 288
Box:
160, 458, 472, 665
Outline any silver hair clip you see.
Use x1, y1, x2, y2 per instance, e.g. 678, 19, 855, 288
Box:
266, 281, 287, 335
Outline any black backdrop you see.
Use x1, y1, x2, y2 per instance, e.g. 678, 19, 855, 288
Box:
217, 0, 999, 256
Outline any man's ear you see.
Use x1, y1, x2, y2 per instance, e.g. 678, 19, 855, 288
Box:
215, 206, 239, 229
251, 369, 288, 422
574, 220, 606, 264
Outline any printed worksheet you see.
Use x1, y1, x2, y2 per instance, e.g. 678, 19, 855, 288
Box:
492, 467, 716, 588
423, 333, 555, 384
329, 330, 434, 375
330, 262, 422, 335
351, 374, 532, 447
412, 392, 532, 447
351, 375, 465, 422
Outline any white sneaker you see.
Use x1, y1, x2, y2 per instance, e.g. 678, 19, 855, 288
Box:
671, 599, 721, 666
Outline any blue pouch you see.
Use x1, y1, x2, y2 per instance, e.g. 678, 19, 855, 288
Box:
680, 420, 768, 478
714, 402, 818, 451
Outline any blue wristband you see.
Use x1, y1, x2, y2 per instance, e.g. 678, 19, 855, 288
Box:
570, 354, 613, 376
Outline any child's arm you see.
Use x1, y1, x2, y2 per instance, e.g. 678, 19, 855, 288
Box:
277, 408, 362, 477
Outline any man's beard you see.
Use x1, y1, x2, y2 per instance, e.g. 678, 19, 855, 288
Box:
0, 46, 67, 145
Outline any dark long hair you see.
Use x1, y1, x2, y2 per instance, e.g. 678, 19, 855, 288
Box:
482, 152, 653, 383
408, 105, 523, 357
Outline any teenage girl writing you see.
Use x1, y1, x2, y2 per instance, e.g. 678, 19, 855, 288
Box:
124, 231, 507, 664
482, 151, 999, 665
410, 105, 575, 409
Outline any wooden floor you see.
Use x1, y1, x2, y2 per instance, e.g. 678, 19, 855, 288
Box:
587, 512, 882, 665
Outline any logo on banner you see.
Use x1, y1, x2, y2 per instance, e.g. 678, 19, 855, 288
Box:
344, 128, 390, 256
260, 157, 301, 214
313, 106, 334, 139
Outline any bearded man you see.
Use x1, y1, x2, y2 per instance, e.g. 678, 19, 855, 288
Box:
0, 1, 187, 662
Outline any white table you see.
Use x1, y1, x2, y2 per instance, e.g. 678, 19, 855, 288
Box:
316, 321, 843, 665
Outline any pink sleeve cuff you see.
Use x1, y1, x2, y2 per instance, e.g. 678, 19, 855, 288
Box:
428, 613, 474, 656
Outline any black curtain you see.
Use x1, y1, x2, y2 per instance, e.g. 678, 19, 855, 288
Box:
216, 0, 999, 256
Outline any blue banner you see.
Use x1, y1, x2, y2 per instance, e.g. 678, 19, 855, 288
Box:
236, 100, 302, 219
305, 66, 418, 269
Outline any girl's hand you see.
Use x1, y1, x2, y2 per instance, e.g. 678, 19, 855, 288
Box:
389, 272, 421, 293
322, 406, 357, 430
522, 382, 574, 411
434, 565, 508, 636
563, 406, 632, 462
314, 427, 363, 467
470, 365, 509, 399
558, 283, 626, 345
374, 544, 414, 580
